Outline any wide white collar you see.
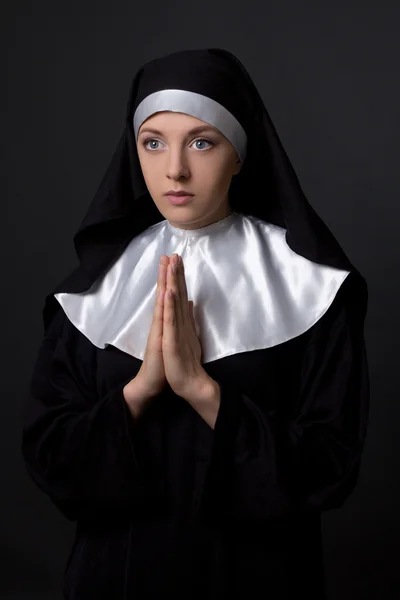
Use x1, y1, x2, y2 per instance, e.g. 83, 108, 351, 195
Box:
55, 212, 350, 363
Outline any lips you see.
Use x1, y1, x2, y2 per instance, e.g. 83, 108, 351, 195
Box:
164, 191, 194, 197
166, 194, 194, 205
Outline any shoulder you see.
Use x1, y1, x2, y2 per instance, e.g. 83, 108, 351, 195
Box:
305, 270, 368, 346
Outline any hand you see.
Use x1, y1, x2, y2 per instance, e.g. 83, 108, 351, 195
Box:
162, 253, 208, 399
124, 255, 170, 403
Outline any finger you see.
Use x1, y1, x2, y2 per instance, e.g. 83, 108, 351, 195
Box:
165, 258, 176, 328
155, 255, 170, 315
151, 264, 165, 342
168, 254, 179, 299
173, 254, 185, 328
159, 254, 170, 268
169, 253, 183, 327
178, 257, 190, 319
159, 254, 170, 287
156, 263, 163, 297
170, 255, 187, 327
159, 256, 169, 290
158, 262, 168, 307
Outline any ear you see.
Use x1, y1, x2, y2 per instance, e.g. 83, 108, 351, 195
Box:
233, 158, 242, 176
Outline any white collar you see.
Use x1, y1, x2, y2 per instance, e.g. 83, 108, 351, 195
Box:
55, 211, 350, 363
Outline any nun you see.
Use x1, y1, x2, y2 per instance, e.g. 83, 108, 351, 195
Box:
21, 48, 370, 599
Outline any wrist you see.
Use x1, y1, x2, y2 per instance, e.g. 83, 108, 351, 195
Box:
185, 375, 220, 405
123, 377, 156, 418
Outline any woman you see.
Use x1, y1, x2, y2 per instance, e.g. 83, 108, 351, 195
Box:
21, 48, 370, 599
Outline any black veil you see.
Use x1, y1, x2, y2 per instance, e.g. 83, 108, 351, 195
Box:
43, 48, 367, 333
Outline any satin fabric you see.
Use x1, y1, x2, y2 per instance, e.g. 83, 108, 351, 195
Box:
54, 211, 350, 363
22, 271, 369, 599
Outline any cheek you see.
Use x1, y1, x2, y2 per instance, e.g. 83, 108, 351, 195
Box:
138, 158, 158, 189
202, 160, 234, 191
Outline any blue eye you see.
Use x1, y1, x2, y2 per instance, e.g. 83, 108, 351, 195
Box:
193, 138, 214, 150
142, 137, 215, 151
144, 139, 161, 150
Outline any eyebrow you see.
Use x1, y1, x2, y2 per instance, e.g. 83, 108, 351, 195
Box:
138, 125, 218, 137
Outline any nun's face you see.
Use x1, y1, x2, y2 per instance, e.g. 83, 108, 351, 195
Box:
136, 112, 241, 230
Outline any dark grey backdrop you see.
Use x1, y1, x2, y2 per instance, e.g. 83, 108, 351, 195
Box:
2, 1, 399, 598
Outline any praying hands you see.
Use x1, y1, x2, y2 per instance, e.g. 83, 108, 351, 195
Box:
124, 254, 218, 412
162, 253, 207, 400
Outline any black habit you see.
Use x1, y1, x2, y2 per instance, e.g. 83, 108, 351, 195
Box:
21, 48, 369, 599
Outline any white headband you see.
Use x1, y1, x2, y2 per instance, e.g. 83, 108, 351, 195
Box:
133, 89, 247, 163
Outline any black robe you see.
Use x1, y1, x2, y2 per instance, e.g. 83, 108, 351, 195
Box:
21, 272, 369, 599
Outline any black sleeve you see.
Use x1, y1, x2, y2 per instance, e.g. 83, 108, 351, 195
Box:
21, 308, 163, 523
197, 273, 370, 521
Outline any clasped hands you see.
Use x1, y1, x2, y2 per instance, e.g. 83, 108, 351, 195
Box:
159, 253, 210, 401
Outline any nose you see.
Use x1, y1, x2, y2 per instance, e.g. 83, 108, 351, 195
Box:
166, 148, 190, 180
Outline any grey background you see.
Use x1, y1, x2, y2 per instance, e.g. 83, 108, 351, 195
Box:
2, 0, 399, 598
